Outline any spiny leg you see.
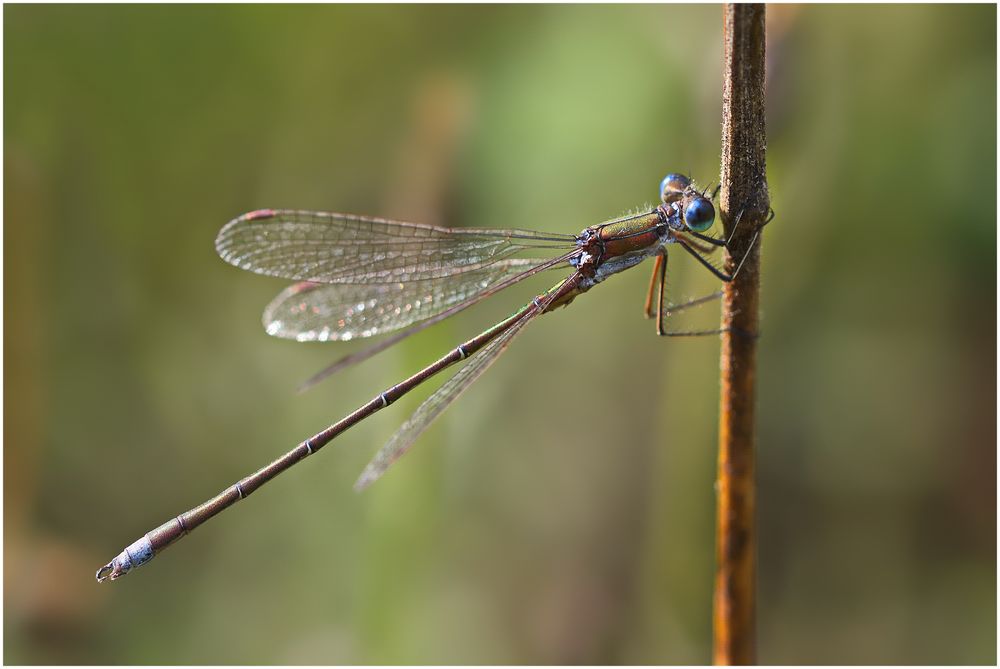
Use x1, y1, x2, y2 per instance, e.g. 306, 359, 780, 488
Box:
677, 225, 760, 284
688, 206, 773, 252
652, 251, 726, 337
658, 291, 728, 338
669, 206, 770, 283
666, 291, 723, 313
680, 234, 720, 254
658, 325, 727, 338
643, 254, 665, 320
658, 206, 771, 338
655, 250, 668, 335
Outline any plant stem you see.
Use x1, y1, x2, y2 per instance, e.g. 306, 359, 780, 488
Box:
714, 4, 769, 665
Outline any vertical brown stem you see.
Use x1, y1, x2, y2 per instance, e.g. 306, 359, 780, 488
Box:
714, 4, 769, 665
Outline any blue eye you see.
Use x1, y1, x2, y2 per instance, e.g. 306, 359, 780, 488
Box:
684, 198, 715, 232
660, 173, 691, 202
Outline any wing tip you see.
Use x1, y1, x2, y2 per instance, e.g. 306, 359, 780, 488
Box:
215, 209, 279, 264
353, 467, 380, 492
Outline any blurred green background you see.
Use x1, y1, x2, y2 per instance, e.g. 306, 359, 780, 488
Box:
4, 4, 995, 664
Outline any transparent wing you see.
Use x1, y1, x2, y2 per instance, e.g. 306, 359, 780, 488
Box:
216, 209, 577, 285
353, 310, 533, 491
263, 258, 545, 342
293, 250, 581, 391
353, 271, 580, 490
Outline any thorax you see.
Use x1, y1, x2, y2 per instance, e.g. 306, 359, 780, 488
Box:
573, 210, 668, 288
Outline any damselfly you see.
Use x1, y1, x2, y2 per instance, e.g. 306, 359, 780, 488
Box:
97, 173, 763, 582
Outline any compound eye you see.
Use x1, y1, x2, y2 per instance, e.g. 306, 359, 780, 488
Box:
660, 173, 691, 203
684, 197, 715, 232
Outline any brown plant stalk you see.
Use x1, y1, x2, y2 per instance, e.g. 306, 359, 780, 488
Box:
714, 3, 770, 665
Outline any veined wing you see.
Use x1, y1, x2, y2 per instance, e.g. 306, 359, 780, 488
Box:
263, 258, 553, 342
291, 250, 580, 392
353, 302, 533, 491
216, 209, 577, 285
353, 271, 580, 490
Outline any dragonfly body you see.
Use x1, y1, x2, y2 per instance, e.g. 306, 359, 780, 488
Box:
98, 173, 754, 582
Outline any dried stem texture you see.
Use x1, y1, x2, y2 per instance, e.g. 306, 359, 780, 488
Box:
714, 4, 770, 665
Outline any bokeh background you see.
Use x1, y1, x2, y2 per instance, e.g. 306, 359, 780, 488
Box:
4, 4, 995, 665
